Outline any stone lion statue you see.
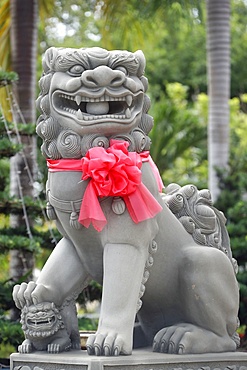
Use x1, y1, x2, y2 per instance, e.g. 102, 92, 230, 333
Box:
18, 301, 80, 353
13, 47, 239, 356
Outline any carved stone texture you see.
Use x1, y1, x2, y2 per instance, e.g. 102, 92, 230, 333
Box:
10, 350, 247, 370
12, 365, 247, 370
163, 183, 238, 273
18, 300, 80, 354
12, 47, 239, 356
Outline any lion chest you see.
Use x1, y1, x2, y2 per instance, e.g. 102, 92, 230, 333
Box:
47, 171, 87, 202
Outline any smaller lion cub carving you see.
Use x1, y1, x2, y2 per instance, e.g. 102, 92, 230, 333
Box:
19, 302, 80, 353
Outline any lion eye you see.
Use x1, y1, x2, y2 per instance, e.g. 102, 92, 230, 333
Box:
68, 65, 85, 76
114, 66, 128, 75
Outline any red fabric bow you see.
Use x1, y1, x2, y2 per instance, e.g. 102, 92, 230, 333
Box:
47, 140, 163, 232
79, 140, 162, 231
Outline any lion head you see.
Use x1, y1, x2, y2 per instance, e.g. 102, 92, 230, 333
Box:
20, 302, 64, 338
36, 47, 153, 159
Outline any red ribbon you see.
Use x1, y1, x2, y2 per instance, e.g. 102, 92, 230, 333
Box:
47, 140, 163, 232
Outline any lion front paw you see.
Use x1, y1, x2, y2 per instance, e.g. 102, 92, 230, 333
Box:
18, 339, 33, 353
71, 341, 81, 350
48, 343, 61, 353
86, 332, 131, 356
47, 338, 71, 353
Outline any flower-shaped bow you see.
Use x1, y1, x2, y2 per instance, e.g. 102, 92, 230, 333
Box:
78, 140, 162, 231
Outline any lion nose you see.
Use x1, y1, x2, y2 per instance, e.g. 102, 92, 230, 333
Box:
81, 66, 125, 88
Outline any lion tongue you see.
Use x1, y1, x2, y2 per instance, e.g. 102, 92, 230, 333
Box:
86, 102, 109, 115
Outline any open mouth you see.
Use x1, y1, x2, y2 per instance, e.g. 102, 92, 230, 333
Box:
27, 316, 56, 328
53, 91, 142, 122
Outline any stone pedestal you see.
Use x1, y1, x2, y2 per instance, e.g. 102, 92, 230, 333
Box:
10, 349, 247, 370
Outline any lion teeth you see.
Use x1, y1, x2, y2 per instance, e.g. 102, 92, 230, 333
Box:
59, 92, 135, 120
61, 93, 133, 104
75, 95, 81, 105
126, 95, 132, 107
76, 109, 83, 120
125, 108, 131, 118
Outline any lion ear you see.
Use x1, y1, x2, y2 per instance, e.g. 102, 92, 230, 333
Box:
42, 47, 59, 73
134, 50, 146, 77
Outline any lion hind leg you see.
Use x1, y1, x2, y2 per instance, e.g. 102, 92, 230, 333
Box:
153, 323, 237, 354
154, 246, 239, 355
180, 246, 239, 338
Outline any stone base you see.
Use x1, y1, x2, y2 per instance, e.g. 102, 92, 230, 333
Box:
10, 348, 247, 370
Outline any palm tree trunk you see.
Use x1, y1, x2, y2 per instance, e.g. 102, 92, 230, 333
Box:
9, 0, 38, 319
10, 0, 38, 121
206, 0, 230, 201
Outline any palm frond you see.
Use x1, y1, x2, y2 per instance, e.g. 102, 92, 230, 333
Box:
0, 0, 12, 121
0, 0, 10, 70
39, 0, 56, 20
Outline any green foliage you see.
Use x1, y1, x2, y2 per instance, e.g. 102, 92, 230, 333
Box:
0, 343, 15, 359
0, 0, 10, 73
95, 0, 207, 98
0, 318, 24, 351
0, 70, 18, 86
0, 226, 60, 256
78, 316, 98, 331
0, 234, 41, 254
0, 194, 46, 216
38, 0, 101, 51
77, 281, 102, 308
0, 121, 36, 158
0, 279, 25, 357
0, 137, 22, 157
0, 107, 52, 354
213, 96, 247, 327
146, 10, 206, 99
0, 270, 35, 316
1, 0, 247, 353
0, 121, 36, 136
228, 202, 247, 259
150, 82, 207, 187
0, 252, 9, 281
93, 0, 247, 99
231, 1, 247, 97
0, 281, 14, 312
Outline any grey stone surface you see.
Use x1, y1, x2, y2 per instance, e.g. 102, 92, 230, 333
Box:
12, 47, 240, 356
10, 349, 247, 370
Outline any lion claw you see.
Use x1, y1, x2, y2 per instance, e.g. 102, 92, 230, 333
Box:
18, 343, 32, 354
48, 343, 60, 353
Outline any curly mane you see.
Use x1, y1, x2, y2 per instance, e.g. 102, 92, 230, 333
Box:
36, 47, 154, 159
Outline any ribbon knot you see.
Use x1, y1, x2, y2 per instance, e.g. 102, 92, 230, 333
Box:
79, 140, 162, 231
47, 140, 163, 232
